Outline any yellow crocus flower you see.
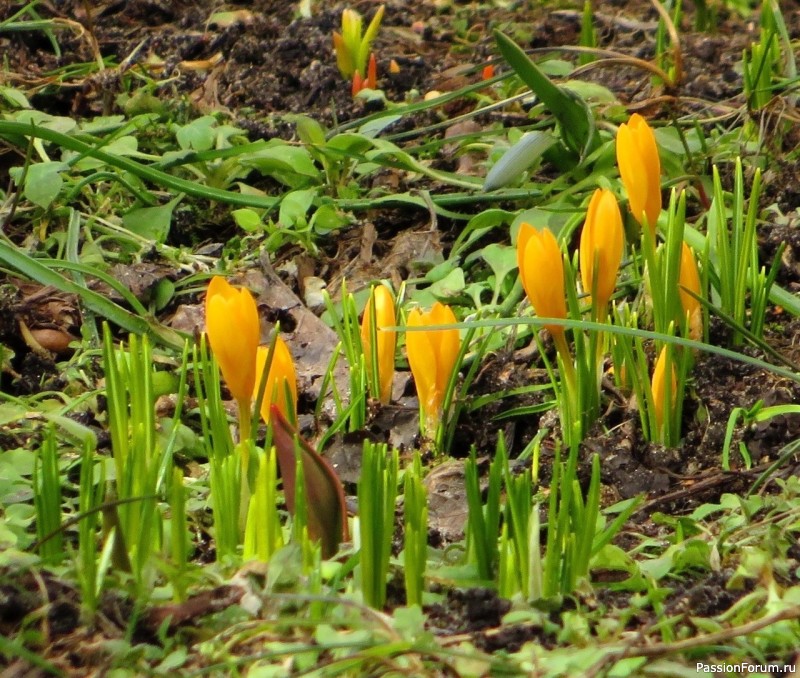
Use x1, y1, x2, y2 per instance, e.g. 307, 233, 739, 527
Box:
517, 223, 567, 338
254, 338, 298, 424
679, 242, 702, 340
205, 276, 260, 408
616, 113, 662, 235
651, 346, 677, 432
579, 188, 624, 316
405, 302, 460, 433
361, 284, 396, 404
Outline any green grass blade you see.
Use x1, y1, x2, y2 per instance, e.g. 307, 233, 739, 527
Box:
0, 240, 184, 348
494, 30, 597, 159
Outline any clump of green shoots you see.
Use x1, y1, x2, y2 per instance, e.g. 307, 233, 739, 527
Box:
357, 439, 399, 609
77, 437, 105, 618
708, 158, 781, 346
33, 427, 63, 565
742, 1, 784, 112
102, 325, 187, 593
332, 5, 384, 93
321, 281, 370, 434
194, 335, 239, 560
464, 435, 636, 601
465, 445, 503, 583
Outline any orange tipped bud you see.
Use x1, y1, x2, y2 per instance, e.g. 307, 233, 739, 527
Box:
205, 276, 260, 407
617, 113, 662, 235
517, 224, 567, 337
579, 188, 624, 315
405, 302, 460, 434
361, 284, 396, 404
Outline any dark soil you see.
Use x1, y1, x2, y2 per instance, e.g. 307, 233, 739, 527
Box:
1, 0, 800, 672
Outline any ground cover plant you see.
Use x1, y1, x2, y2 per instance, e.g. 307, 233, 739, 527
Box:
1, 0, 800, 675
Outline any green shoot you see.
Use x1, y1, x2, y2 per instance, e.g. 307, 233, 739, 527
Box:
323, 281, 368, 432
403, 452, 428, 607
33, 426, 63, 565
579, 1, 597, 66
357, 440, 398, 608
707, 159, 773, 346
465, 444, 503, 582
78, 437, 105, 618
332, 5, 385, 79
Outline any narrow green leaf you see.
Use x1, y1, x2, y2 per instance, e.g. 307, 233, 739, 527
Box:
0, 240, 184, 348
483, 131, 557, 191
494, 30, 597, 159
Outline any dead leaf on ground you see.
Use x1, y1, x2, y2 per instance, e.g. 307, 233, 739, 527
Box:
250, 258, 349, 401
329, 225, 443, 297
424, 460, 469, 543
106, 262, 178, 303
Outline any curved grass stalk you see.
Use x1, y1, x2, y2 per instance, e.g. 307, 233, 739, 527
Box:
0, 238, 184, 348
0, 120, 281, 210
401, 316, 800, 386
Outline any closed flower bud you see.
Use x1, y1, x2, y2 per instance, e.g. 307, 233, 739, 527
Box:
616, 113, 662, 235
517, 223, 567, 337
580, 188, 624, 314
406, 302, 460, 433
679, 242, 702, 340
361, 284, 396, 404
651, 346, 676, 432
205, 276, 260, 407
254, 338, 298, 424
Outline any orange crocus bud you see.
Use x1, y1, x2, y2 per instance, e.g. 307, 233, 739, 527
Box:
406, 302, 460, 434
679, 242, 702, 340
579, 188, 624, 316
366, 52, 377, 90
616, 113, 662, 235
205, 276, 260, 407
517, 223, 567, 337
361, 284, 396, 404
352, 71, 364, 96
254, 338, 298, 424
651, 346, 676, 432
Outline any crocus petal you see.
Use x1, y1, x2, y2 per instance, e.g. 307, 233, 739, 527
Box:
406, 308, 440, 422
651, 347, 676, 432
429, 302, 460, 400
518, 226, 567, 336
580, 189, 624, 312
617, 113, 662, 235
679, 243, 702, 340
630, 114, 662, 229
406, 303, 460, 433
361, 285, 396, 404
205, 276, 260, 404
254, 338, 298, 424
